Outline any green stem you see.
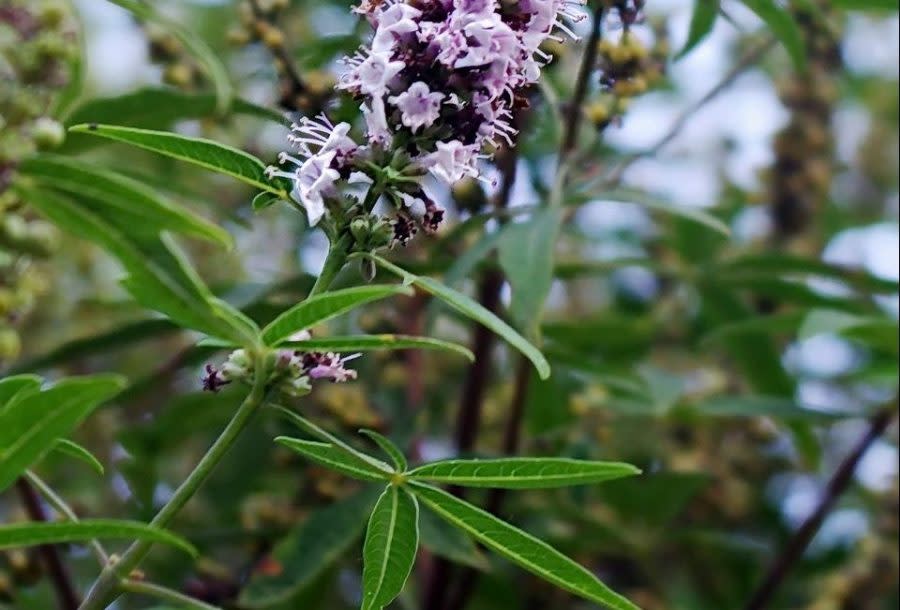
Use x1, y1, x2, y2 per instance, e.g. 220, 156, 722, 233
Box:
308, 182, 385, 297
78, 363, 271, 610
308, 232, 353, 297
120, 580, 220, 610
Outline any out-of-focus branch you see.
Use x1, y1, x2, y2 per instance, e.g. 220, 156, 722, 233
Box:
560, 3, 606, 161
15, 477, 81, 610
421, 137, 519, 610
742, 406, 897, 610
601, 37, 776, 188
25, 471, 109, 565
245, 0, 313, 112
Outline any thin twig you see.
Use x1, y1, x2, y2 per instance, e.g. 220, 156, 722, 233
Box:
444, 356, 533, 610
422, 121, 521, 610
121, 579, 221, 610
246, 0, 310, 111
601, 36, 777, 188
560, 3, 606, 160
443, 6, 611, 607
742, 406, 897, 610
15, 477, 81, 610
25, 471, 109, 565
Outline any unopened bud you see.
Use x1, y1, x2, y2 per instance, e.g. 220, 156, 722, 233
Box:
32, 117, 66, 150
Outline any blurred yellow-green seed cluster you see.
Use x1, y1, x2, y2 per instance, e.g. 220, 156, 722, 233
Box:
0, 0, 75, 361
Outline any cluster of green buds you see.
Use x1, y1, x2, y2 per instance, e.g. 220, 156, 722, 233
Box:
231, 0, 334, 113
766, 1, 842, 240
0, 0, 74, 361
586, 24, 668, 132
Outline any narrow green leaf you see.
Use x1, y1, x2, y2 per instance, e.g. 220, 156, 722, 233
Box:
409, 483, 640, 610
261, 285, 414, 346
252, 191, 281, 211
272, 406, 394, 473
0, 375, 42, 408
418, 504, 488, 570
65, 87, 285, 130
239, 487, 381, 607
0, 520, 195, 556
743, 0, 807, 70
715, 253, 900, 294
361, 486, 419, 610
677, 0, 720, 59
799, 309, 896, 342
0, 375, 125, 492
358, 430, 407, 472
105, 0, 233, 113
580, 189, 731, 236
19, 186, 256, 345
50, 439, 105, 475
6, 320, 177, 375
68, 124, 285, 196
274, 437, 390, 482
62, 88, 286, 152
498, 208, 563, 339
280, 334, 474, 361
408, 458, 640, 489
369, 255, 551, 379
20, 155, 232, 247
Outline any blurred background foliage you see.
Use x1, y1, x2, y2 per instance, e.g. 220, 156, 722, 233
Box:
1, 0, 898, 609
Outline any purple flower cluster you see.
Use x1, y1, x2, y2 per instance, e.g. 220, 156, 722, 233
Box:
266, 0, 584, 241
203, 342, 360, 396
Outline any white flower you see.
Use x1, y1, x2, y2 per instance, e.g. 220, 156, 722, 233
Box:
371, 3, 421, 52
424, 140, 480, 184
355, 51, 405, 96
293, 151, 340, 226
362, 96, 391, 146
288, 116, 357, 163
389, 82, 445, 133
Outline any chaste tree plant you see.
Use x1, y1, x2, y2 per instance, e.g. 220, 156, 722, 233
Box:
1, 1, 898, 610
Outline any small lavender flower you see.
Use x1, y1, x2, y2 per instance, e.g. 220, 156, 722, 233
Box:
267, 0, 585, 243
202, 345, 360, 394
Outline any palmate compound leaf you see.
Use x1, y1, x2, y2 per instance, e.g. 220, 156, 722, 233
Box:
260, 285, 415, 346
0, 520, 195, 557
407, 457, 641, 489
409, 482, 641, 610
67, 124, 288, 198
361, 486, 419, 610
0, 374, 125, 493
368, 254, 551, 379
18, 186, 258, 345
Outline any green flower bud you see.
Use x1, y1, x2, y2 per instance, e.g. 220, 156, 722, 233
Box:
32, 117, 66, 150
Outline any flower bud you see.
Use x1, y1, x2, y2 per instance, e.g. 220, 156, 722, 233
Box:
32, 117, 65, 150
